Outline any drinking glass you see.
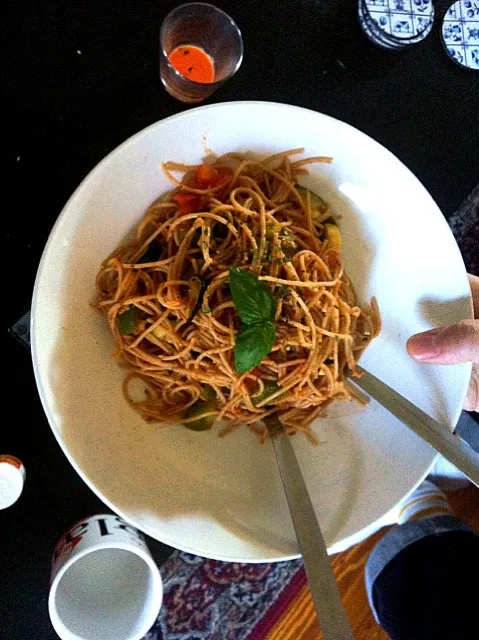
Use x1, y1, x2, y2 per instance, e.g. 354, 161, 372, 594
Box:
160, 2, 243, 103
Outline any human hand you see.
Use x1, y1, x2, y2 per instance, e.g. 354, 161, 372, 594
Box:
407, 275, 479, 412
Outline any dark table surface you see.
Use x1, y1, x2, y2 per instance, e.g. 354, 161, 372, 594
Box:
3, 0, 479, 637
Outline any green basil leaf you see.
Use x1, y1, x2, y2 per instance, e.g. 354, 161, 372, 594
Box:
118, 307, 137, 335
234, 321, 276, 374
229, 266, 276, 324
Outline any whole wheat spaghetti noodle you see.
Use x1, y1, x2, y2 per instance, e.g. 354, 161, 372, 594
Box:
95, 150, 380, 443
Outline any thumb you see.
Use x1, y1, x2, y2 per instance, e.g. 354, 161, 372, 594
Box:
407, 319, 479, 364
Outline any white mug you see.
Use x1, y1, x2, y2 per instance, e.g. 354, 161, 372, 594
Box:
49, 514, 163, 640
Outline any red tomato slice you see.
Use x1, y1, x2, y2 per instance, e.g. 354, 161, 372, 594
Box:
172, 193, 200, 214
196, 164, 219, 186
195, 165, 232, 189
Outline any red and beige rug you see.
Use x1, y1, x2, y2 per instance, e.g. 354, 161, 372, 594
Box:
144, 551, 310, 640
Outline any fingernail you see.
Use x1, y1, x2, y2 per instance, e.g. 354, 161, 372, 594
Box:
408, 331, 442, 360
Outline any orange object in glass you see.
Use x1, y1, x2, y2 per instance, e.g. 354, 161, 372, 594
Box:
168, 45, 215, 84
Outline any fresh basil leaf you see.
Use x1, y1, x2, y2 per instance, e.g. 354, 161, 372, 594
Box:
138, 238, 162, 264
229, 266, 276, 324
234, 321, 276, 374
118, 306, 137, 335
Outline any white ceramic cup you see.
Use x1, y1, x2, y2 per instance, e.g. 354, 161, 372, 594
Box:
49, 514, 163, 640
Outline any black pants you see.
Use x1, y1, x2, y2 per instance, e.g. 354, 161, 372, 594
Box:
366, 515, 479, 640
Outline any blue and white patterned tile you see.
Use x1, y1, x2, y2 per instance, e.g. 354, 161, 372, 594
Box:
368, 10, 392, 32
442, 22, 465, 44
446, 45, 466, 65
464, 22, 479, 42
389, 0, 413, 14
412, 15, 433, 36
365, 0, 411, 12
389, 14, 416, 37
465, 45, 479, 67
463, 0, 479, 19
410, 0, 433, 15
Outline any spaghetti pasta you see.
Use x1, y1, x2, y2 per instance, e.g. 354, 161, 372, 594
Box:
95, 150, 380, 443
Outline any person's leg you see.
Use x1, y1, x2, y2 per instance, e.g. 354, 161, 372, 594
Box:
365, 480, 479, 640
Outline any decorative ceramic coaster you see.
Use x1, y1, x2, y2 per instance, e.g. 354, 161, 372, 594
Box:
441, 0, 479, 69
363, 0, 434, 43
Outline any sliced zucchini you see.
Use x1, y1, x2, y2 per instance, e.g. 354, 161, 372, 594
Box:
296, 187, 328, 220
200, 385, 216, 401
253, 380, 285, 406
151, 325, 173, 342
183, 400, 216, 431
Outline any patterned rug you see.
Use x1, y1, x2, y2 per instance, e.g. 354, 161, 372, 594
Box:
144, 552, 306, 640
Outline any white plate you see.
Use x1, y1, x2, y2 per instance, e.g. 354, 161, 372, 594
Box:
32, 102, 472, 562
